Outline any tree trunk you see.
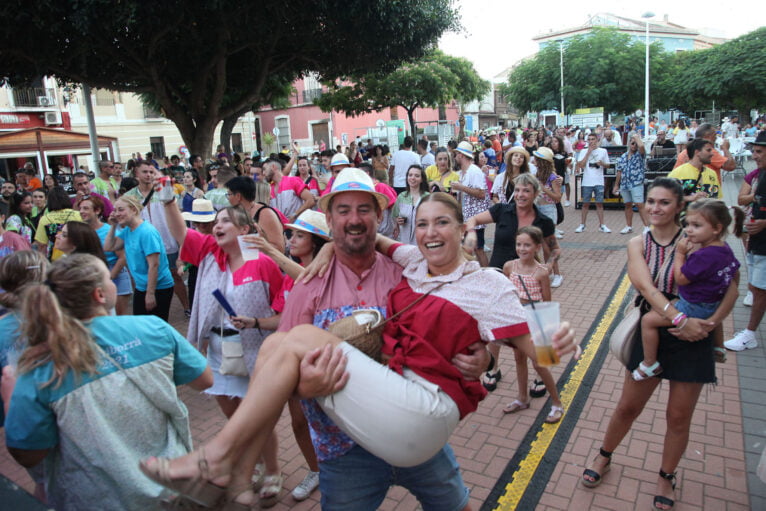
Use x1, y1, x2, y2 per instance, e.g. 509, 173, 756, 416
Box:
406, 107, 417, 138
179, 116, 218, 163
219, 114, 238, 155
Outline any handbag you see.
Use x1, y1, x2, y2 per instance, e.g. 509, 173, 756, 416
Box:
608, 238, 674, 366
608, 304, 641, 367
219, 336, 248, 377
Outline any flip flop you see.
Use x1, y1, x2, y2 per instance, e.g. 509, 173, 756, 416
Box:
503, 399, 530, 414
544, 405, 565, 424
530, 379, 547, 398
714, 347, 727, 363
482, 369, 502, 392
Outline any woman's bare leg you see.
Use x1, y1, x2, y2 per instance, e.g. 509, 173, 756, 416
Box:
532, 365, 561, 407
146, 326, 342, 488
654, 380, 703, 508
583, 371, 660, 483
513, 348, 530, 403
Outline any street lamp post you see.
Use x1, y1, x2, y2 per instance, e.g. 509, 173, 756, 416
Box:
642, 12, 654, 133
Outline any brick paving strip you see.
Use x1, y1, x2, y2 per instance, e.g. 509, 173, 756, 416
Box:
482, 269, 632, 510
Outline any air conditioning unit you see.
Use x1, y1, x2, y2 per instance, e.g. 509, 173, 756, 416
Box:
37, 96, 52, 107
44, 111, 62, 125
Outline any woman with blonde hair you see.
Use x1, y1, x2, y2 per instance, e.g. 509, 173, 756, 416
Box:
4, 253, 211, 511
162, 196, 287, 506
104, 194, 175, 320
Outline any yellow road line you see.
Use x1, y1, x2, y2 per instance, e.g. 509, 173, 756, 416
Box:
494, 273, 632, 511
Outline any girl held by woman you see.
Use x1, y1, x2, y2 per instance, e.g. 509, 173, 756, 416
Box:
635, 199, 743, 379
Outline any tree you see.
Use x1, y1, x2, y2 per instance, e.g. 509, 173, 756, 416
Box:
314, 50, 489, 137
0, 0, 458, 156
664, 27, 766, 113
502, 28, 672, 115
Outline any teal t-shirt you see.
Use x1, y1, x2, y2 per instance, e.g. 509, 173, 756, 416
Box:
5, 315, 207, 510
116, 222, 174, 291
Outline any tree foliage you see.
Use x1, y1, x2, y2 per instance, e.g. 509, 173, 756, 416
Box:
503, 28, 671, 115
314, 50, 489, 136
0, 0, 459, 156
664, 27, 766, 113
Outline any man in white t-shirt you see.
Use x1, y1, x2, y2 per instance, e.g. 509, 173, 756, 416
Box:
417, 139, 435, 168
389, 136, 421, 194
451, 141, 489, 267
575, 133, 611, 233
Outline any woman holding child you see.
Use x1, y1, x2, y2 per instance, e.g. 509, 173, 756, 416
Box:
581, 178, 739, 511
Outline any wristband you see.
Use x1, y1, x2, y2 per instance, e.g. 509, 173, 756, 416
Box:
671, 312, 686, 326
679, 317, 689, 330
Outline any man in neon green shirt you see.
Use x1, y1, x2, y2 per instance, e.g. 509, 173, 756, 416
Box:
91, 160, 119, 202
667, 138, 722, 202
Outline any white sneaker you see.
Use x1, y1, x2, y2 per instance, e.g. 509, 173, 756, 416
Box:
292, 470, 320, 501
744, 291, 753, 307
551, 275, 564, 288
564, 200, 571, 207
575, 224, 586, 233
724, 330, 758, 351
599, 224, 612, 233
556, 229, 564, 235
555, 231, 564, 239
619, 226, 633, 234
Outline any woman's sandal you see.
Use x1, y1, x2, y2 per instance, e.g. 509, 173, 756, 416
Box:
652, 469, 677, 510
259, 474, 283, 508
219, 485, 256, 511
482, 369, 502, 392
502, 399, 530, 414
714, 347, 727, 363
530, 379, 547, 398
251, 463, 265, 492
632, 361, 663, 381
581, 448, 612, 488
139, 448, 226, 507
544, 405, 565, 424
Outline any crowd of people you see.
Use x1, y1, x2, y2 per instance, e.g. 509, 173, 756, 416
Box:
0, 114, 764, 510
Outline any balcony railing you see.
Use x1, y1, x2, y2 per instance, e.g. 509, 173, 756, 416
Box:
12, 87, 57, 107
302, 88, 323, 103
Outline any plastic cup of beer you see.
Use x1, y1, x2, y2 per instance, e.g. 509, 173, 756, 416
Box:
237, 234, 260, 261
523, 302, 560, 367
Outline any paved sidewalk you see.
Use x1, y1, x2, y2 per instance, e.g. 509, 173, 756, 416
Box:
1, 175, 763, 509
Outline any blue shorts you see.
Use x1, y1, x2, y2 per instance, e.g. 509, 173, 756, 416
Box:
112, 265, 133, 296
581, 185, 604, 203
318, 444, 469, 511
167, 251, 179, 269
620, 184, 644, 204
747, 252, 766, 290
675, 296, 719, 319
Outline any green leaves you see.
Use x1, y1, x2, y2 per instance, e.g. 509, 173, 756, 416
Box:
315, 50, 489, 133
